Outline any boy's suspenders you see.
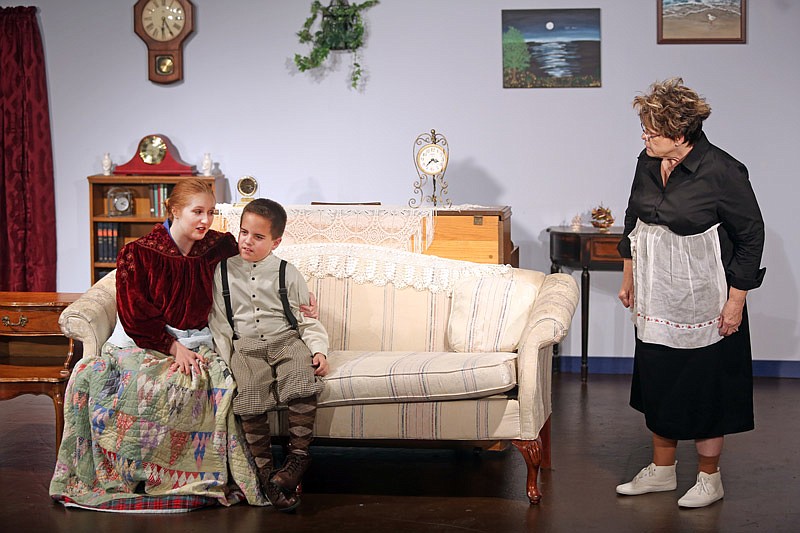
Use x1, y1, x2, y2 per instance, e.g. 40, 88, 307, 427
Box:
220, 258, 239, 340
279, 260, 299, 331
220, 258, 299, 338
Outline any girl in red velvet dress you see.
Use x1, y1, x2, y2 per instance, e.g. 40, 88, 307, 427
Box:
51, 179, 266, 511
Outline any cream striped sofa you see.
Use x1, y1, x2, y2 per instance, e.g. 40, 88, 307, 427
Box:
59, 243, 578, 504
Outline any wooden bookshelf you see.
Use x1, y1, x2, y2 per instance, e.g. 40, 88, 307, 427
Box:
87, 175, 225, 284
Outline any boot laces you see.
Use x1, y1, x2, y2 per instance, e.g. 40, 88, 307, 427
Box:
284, 454, 307, 477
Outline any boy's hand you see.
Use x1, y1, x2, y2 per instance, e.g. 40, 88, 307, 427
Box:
300, 292, 319, 319
312, 352, 329, 376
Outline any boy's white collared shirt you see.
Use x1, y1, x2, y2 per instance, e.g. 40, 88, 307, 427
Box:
209, 252, 328, 365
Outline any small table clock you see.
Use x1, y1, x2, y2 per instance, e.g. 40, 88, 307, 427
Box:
236, 175, 258, 206
107, 187, 135, 216
410, 129, 451, 208
113, 134, 195, 175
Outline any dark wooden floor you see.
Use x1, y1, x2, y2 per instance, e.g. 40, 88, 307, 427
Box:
1, 373, 797, 532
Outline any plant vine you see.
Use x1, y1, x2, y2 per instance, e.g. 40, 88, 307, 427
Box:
294, 0, 379, 88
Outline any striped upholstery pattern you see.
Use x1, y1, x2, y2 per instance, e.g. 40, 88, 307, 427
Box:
268, 397, 521, 440
308, 277, 452, 352
447, 277, 537, 352
318, 350, 517, 406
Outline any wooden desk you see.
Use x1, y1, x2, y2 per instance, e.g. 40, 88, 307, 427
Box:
0, 292, 82, 452
548, 226, 624, 382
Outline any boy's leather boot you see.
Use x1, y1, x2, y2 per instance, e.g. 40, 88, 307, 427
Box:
240, 414, 299, 512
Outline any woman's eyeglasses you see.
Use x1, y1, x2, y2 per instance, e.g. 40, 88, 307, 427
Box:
641, 123, 661, 141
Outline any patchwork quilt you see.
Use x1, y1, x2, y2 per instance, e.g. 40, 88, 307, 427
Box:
49, 344, 267, 512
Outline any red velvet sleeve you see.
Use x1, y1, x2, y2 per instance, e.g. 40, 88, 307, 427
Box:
116, 241, 176, 355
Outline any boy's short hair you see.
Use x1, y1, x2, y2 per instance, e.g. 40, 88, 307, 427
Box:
241, 198, 287, 239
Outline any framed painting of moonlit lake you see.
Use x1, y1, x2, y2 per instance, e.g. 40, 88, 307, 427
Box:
502, 9, 601, 88
658, 0, 746, 44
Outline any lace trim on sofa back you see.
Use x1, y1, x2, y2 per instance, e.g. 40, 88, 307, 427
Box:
274, 243, 511, 293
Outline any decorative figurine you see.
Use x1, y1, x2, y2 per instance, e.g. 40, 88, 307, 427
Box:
571, 214, 583, 229
102, 153, 113, 176
591, 204, 615, 231
200, 152, 213, 176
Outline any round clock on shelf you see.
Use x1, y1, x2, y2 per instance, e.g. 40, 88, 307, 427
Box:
410, 129, 451, 208
113, 134, 196, 175
236, 175, 258, 206
133, 0, 194, 84
107, 187, 135, 216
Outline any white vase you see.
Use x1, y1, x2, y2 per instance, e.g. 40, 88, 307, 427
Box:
102, 153, 113, 175
200, 153, 213, 176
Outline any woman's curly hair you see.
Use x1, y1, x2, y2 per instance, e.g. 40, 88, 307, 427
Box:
633, 77, 711, 145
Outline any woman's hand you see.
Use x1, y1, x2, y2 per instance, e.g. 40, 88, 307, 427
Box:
719, 288, 746, 336
618, 259, 634, 308
312, 352, 329, 377
300, 292, 319, 319
169, 340, 204, 375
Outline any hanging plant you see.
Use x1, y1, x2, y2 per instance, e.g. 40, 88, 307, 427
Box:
294, 0, 379, 88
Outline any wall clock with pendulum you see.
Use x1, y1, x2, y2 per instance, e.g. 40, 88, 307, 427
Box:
133, 0, 194, 84
409, 129, 451, 208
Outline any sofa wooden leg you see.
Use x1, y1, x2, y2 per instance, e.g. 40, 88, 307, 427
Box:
540, 415, 552, 469
512, 438, 543, 504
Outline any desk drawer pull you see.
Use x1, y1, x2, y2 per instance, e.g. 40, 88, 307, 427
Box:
2, 314, 28, 327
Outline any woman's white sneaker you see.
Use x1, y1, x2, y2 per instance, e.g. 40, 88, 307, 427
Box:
677, 469, 724, 508
616, 462, 678, 495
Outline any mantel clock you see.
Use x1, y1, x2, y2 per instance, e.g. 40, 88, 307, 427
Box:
410, 129, 451, 208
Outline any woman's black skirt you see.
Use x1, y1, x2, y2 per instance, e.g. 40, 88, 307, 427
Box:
630, 306, 754, 440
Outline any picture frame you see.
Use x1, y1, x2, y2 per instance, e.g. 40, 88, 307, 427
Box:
501, 9, 601, 88
657, 0, 746, 44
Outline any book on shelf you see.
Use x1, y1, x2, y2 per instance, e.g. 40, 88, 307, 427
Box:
149, 183, 172, 218
96, 222, 121, 263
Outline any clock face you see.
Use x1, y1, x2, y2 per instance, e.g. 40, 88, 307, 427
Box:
237, 176, 258, 197
114, 195, 131, 212
416, 144, 447, 175
107, 187, 134, 216
140, 0, 187, 42
138, 135, 167, 165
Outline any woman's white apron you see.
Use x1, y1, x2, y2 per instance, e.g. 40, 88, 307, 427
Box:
629, 219, 727, 349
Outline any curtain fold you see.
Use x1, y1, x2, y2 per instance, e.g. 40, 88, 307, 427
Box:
0, 6, 56, 291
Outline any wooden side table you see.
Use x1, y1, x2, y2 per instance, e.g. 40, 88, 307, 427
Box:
0, 292, 82, 452
547, 226, 624, 382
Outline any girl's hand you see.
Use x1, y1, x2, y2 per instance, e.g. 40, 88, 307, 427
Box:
169, 341, 204, 375
300, 292, 319, 320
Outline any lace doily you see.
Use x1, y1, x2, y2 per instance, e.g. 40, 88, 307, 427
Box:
274, 242, 511, 293
215, 204, 435, 253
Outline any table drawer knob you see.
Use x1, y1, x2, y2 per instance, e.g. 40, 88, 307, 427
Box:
2, 314, 28, 327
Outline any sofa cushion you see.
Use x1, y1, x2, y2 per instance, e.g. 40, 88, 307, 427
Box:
447, 277, 537, 352
318, 351, 517, 407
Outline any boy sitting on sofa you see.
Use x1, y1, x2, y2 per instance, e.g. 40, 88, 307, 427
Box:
209, 198, 329, 512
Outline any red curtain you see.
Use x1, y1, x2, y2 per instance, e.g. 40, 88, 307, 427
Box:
0, 7, 56, 291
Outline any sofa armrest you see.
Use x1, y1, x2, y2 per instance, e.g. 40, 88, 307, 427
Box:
524, 273, 580, 349
58, 271, 117, 358
514, 273, 579, 438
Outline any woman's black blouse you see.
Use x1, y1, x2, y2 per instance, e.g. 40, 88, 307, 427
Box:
617, 132, 765, 291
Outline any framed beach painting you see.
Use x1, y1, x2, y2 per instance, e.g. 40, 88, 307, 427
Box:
502, 9, 601, 88
658, 0, 746, 44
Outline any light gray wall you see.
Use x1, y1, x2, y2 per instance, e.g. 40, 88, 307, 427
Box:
8, 0, 797, 362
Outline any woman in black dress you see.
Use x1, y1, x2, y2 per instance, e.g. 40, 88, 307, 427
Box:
614, 78, 765, 508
